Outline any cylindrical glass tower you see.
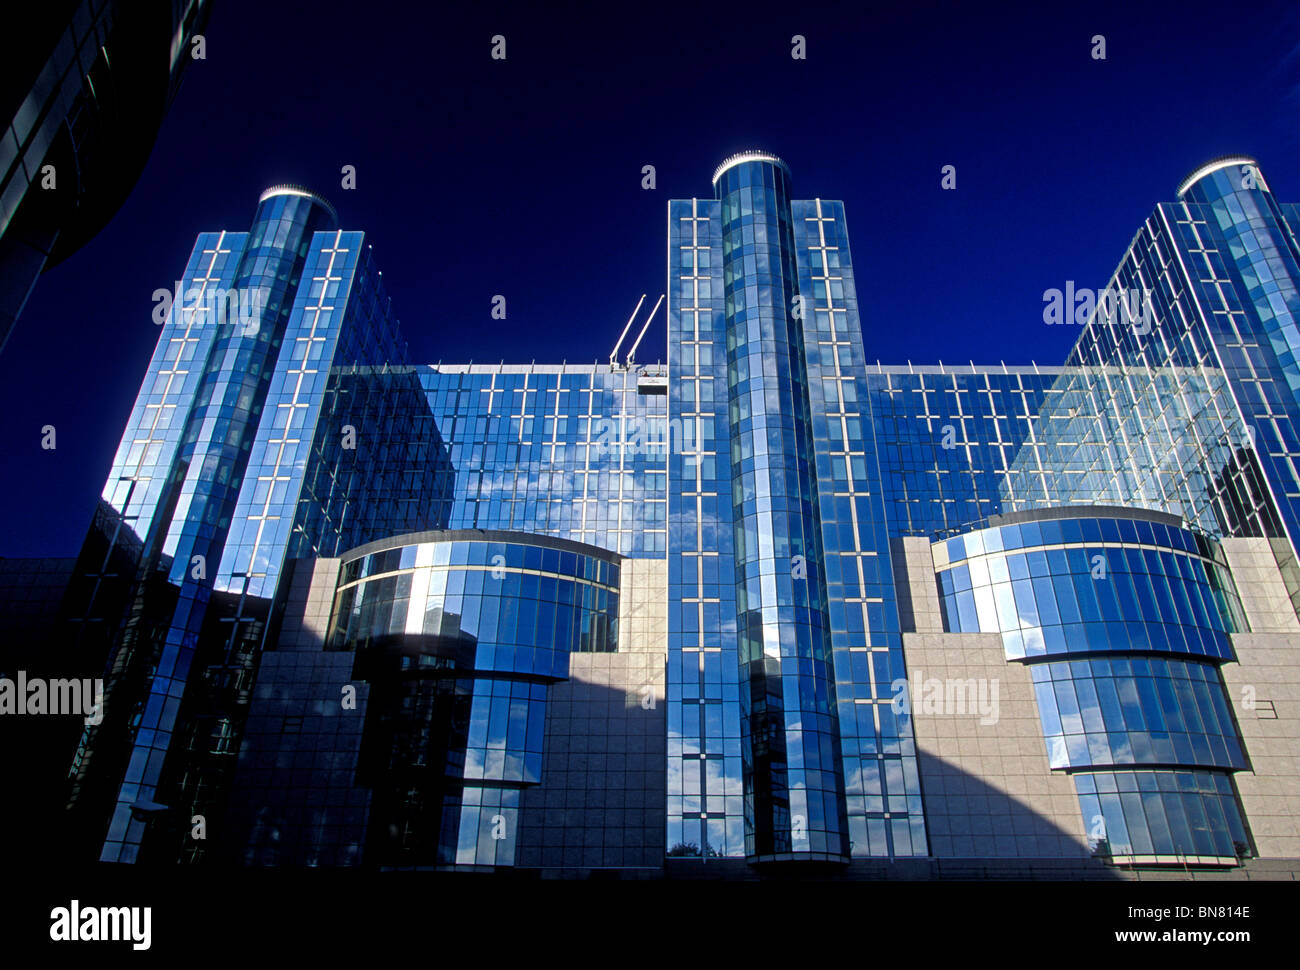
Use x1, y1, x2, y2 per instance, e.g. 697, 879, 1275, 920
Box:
713, 152, 848, 861
1176, 157, 1300, 400
1176, 157, 1300, 606
166, 185, 339, 585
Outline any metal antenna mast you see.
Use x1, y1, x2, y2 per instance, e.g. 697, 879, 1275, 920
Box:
626, 294, 664, 368
610, 294, 646, 368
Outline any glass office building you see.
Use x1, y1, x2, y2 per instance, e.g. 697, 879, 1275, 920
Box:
24, 153, 1300, 875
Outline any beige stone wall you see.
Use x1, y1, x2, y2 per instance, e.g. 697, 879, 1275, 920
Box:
898, 537, 944, 634
615, 556, 669, 658
899, 538, 1093, 859
1222, 538, 1300, 635
275, 557, 340, 651
1220, 538, 1300, 859
518, 555, 668, 868
905, 630, 1093, 858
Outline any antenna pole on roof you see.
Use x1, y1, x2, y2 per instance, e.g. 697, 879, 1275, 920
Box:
627, 294, 665, 368
610, 294, 647, 368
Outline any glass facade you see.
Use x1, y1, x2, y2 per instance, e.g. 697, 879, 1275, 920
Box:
716, 154, 846, 860
934, 512, 1245, 662
667, 195, 745, 859
1072, 770, 1251, 864
420, 364, 668, 557
867, 365, 1062, 537
791, 198, 927, 860
331, 534, 620, 666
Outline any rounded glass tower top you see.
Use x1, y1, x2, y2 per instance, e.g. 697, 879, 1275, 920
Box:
256, 183, 339, 227
1176, 154, 1266, 198
711, 150, 791, 188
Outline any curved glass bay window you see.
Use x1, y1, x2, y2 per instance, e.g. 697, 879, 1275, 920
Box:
933, 507, 1253, 865
332, 533, 619, 665
328, 530, 620, 867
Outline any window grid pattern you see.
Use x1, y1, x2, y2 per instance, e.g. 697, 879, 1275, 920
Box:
792, 200, 925, 858
1029, 657, 1245, 771
936, 518, 1245, 663
332, 539, 621, 668
868, 366, 1061, 538
1001, 213, 1271, 542
1074, 770, 1250, 863
422, 365, 668, 558
667, 198, 745, 859
292, 361, 451, 561
1004, 166, 1300, 622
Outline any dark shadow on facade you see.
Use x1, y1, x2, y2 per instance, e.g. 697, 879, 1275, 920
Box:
668, 751, 1121, 881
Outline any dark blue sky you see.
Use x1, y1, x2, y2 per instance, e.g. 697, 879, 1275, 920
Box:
3, 0, 1299, 557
